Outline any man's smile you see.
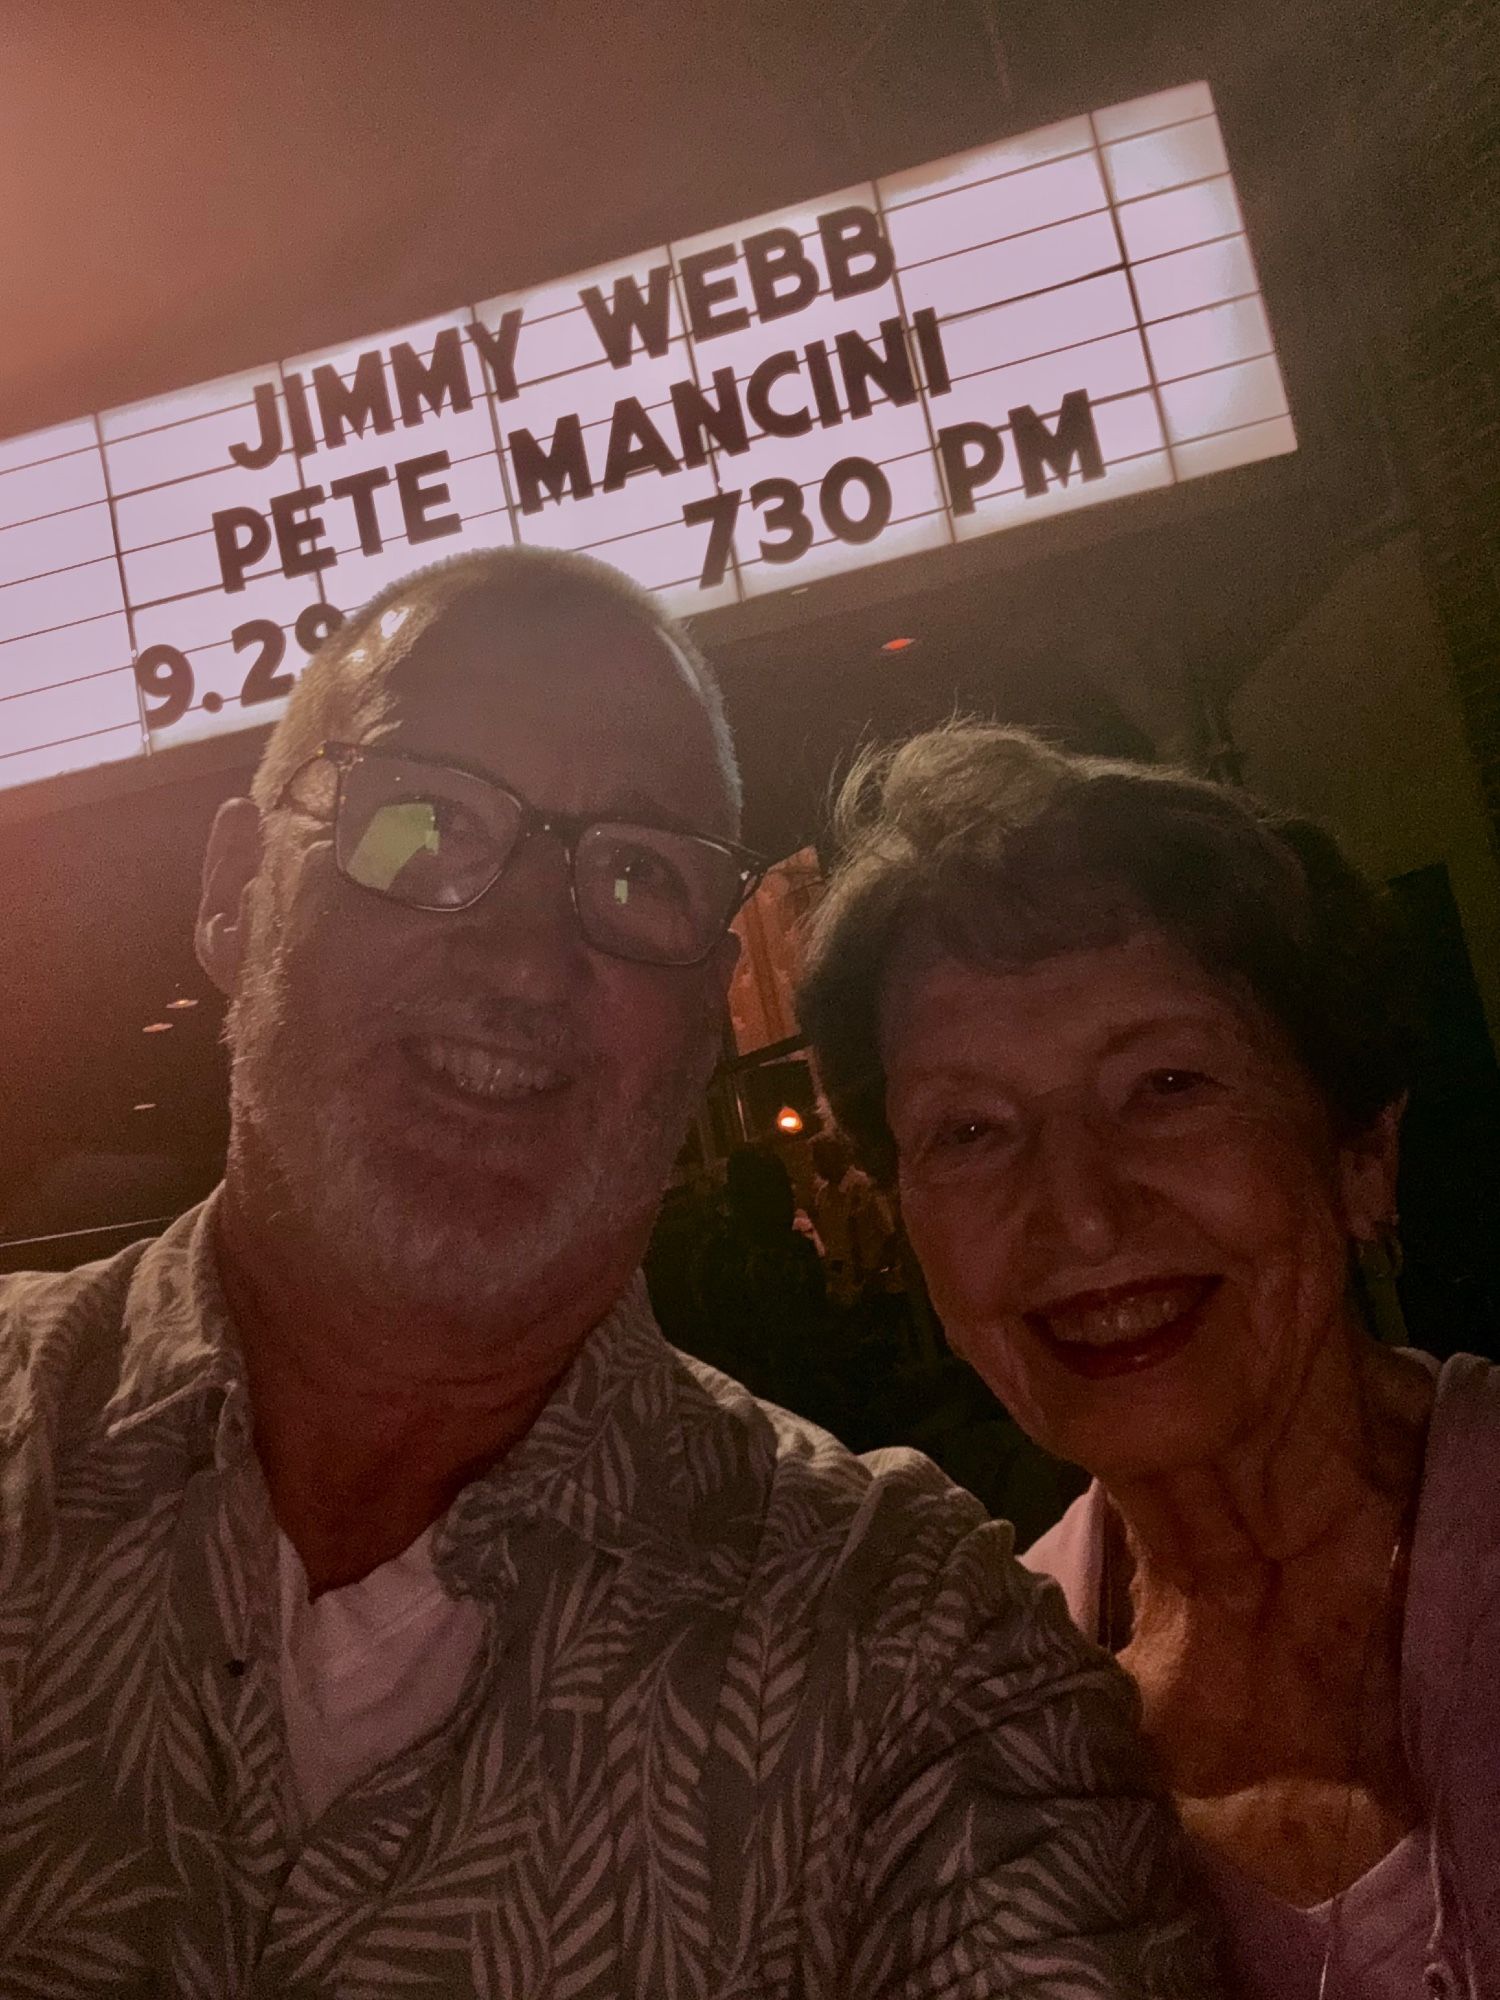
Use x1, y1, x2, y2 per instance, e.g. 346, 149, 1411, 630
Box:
403, 1034, 574, 1108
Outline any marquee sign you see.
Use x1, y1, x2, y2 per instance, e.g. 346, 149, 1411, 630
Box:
0, 80, 1294, 796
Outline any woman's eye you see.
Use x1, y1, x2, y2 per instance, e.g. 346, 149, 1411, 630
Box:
1137, 1067, 1217, 1101
926, 1115, 1006, 1155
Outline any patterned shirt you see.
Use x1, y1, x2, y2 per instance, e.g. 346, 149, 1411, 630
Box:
0, 1196, 1217, 1997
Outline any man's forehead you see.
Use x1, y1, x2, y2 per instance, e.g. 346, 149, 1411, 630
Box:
377, 589, 694, 694
337, 588, 731, 824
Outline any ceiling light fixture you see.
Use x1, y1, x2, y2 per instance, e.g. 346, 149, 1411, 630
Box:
142, 1022, 173, 1034
132, 1102, 156, 1113
166, 997, 199, 1010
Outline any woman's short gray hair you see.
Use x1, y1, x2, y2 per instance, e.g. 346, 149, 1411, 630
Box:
796, 722, 1417, 1184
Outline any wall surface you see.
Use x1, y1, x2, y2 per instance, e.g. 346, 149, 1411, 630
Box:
1230, 529, 1500, 1044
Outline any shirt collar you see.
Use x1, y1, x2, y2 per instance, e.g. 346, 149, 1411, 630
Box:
102, 1191, 706, 1580
436, 1272, 706, 1590
103, 1187, 248, 1464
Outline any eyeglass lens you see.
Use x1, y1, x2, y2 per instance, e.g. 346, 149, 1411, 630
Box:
333, 752, 743, 964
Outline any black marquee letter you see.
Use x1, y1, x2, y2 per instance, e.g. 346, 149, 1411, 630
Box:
580, 266, 674, 367
820, 206, 894, 299
509, 415, 595, 513
228, 383, 285, 469
834, 318, 918, 419
670, 369, 749, 466
745, 351, 812, 438
396, 452, 462, 543
679, 245, 751, 342
212, 505, 273, 592
1010, 391, 1106, 497
312, 351, 395, 452
602, 399, 681, 491
467, 311, 524, 403
391, 329, 474, 427
743, 228, 820, 323
936, 420, 1005, 515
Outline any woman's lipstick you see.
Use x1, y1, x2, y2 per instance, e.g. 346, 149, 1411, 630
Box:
1026, 1276, 1218, 1380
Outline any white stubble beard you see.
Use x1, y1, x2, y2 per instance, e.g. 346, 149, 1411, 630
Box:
223, 925, 708, 1326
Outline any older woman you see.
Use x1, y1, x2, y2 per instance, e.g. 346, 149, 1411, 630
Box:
798, 723, 1500, 2000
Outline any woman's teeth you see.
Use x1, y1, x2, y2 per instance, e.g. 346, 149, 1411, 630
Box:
1039, 1281, 1209, 1348
415, 1037, 567, 1101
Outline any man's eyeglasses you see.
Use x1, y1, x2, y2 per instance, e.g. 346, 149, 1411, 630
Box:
278, 742, 767, 967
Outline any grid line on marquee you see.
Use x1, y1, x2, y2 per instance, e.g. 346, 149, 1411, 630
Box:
0, 718, 141, 763
3, 302, 1276, 642
879, 138, 1098, 214
878, 108, 1218, 219
0, 485, 138, 537
665, 225, 751, 604
0, 604, 125, 653
891, 201, 1116, 277
0, 541, 137, 597
97, 390, 262, 449
105, 425, 521, 529
0, 659, 135, 708
1119, 227, 1247, 272
109, 430, 517, 597
0, 136, 1247, 565
0, 86, 1294, 781
1151, 345, 1275, 393
0, 438, 108, 484
1112, 166, 1237, 214
467, 305, 525, 558
879, 166, 974, 549
1088, 109, 1179, 483
91, 412, 152, 754
0, 101, 1222, 481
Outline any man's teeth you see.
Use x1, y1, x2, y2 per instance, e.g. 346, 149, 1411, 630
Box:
415, 1037, 566, 1100
1041, 1285, 1205, 1348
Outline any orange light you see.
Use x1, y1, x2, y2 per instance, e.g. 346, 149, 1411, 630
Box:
881, 636, 917, 653
775, 1106, 804, 1135
142, 1022, 173, 1034
166, 996, 199, 1010
132, 1102, 156, 1112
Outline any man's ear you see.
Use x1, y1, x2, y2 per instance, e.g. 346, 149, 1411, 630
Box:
1338, 1094, 1406, 1242
195, 797, 264, 999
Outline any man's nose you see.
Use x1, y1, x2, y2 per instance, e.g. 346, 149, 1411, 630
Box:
447, 831, 589, 999
1017, 1104, 1127, 1269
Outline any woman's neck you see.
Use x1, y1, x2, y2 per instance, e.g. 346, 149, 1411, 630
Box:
1104, 1328, 1433, 1611
1100, 1329, 1436, 1905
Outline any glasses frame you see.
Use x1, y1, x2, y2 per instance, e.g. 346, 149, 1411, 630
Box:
279, 740, 769, 967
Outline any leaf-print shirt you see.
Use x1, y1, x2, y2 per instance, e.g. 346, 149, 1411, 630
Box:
0, 1196, 1219, 1997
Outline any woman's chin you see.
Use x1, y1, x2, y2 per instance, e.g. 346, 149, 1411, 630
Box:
1016, 1334, 1237, 1485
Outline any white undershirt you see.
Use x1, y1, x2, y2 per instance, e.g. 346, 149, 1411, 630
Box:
276, 1524, 487, 1826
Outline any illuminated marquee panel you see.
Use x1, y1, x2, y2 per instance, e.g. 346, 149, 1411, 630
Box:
0, 81, 1294, 796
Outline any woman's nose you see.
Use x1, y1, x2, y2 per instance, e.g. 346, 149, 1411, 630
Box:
1020, 1106, 1126, 1269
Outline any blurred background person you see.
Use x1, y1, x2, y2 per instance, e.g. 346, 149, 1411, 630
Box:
680, 1143, 834, 1421
800, 722, 1500, 2000
809, 1129, 896, 1307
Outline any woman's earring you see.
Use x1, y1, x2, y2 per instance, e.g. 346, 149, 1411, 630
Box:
1358, 1218, 1404, 1286
1355, 1218, 1408, 1345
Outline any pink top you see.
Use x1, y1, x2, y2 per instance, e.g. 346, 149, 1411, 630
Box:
1024, 1352, 1500, 2000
